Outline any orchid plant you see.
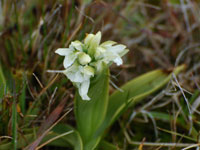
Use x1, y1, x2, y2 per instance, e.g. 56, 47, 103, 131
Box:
47, 31, 130, 149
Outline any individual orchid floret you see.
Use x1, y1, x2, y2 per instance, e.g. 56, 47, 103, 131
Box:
48, 31, 129, 100
78, 52, 92, 65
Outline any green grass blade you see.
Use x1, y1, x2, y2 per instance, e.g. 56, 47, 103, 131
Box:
19, 76, 26, 115
0, 63, 7, 99
12, 101, 17, 150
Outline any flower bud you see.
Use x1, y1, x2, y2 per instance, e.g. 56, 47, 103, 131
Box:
78, 52, 92, 65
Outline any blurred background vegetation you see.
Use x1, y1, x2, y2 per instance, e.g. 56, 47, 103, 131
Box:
0, 0, 200, 149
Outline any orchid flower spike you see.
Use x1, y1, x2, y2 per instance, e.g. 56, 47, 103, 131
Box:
49, 31, 129, 100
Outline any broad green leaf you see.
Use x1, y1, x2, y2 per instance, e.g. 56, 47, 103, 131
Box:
96, 65, 185, 139
75, 64, 109, 148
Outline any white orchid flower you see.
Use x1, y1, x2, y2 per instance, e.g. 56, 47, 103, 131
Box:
99, 41, 129, 66
48, 31, 128, 100
61, 63, 94, 100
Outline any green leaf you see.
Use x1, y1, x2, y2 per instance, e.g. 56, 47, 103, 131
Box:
96, 65, 186, 139
98, 140, 118, 150
75, 64, 110, 149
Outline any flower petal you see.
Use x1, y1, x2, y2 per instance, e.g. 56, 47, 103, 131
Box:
109, 44, 126, 54
55, 48, 72, 56
88, 31, 102, 56
83, 65, 95, 77
118, 48, 129, 57
91, 31, 101, 47
63, 52, 77, 68
64, 63, 84, 82
90, 61, 103, 72
100, 41, 116, 47
103, 51, 119, 63
71, 41, 83, 51
84, 34, 94, 45
113, 57, 123, 66
94, 46, 106, 59
78, 80, 90, 100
